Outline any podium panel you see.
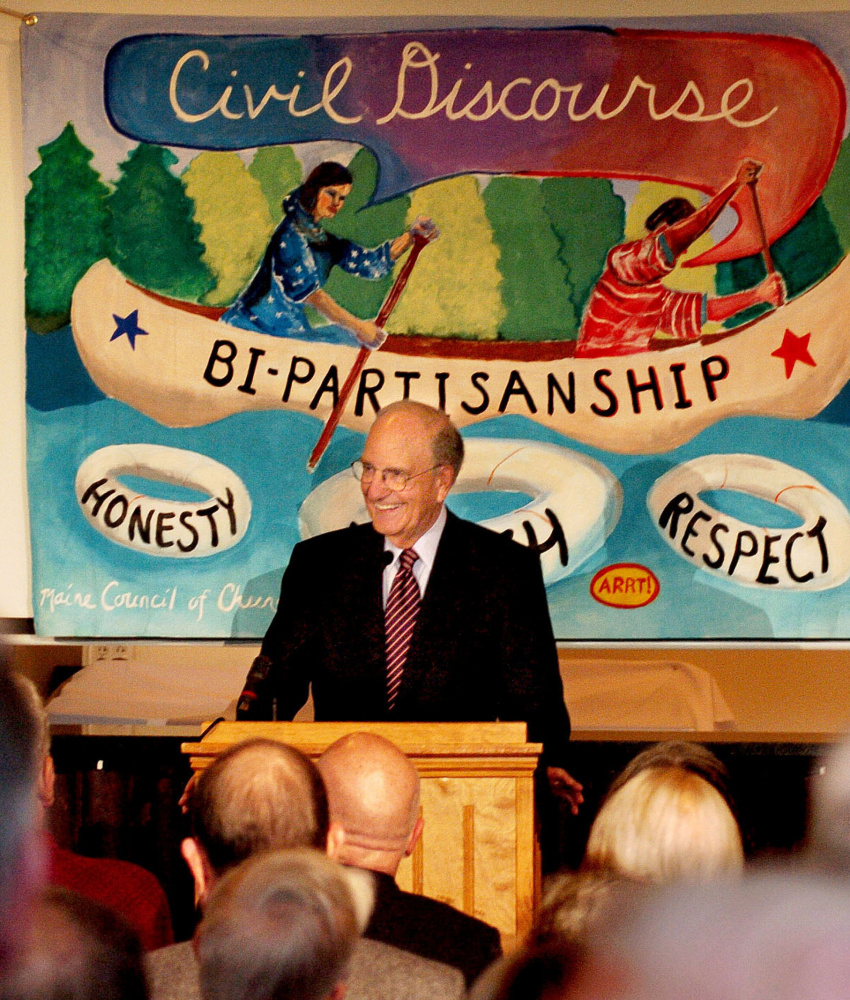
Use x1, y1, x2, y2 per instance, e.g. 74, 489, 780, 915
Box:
182, 721, 541, 944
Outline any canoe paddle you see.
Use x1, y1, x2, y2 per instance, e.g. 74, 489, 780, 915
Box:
307, 226, 437, 472
747, 170, 776, 274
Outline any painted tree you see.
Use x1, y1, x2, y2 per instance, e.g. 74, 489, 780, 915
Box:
772, 198, 843, 295
108, 143, 214, 300
386, 176, 504, 340
483, 176, 576, 341
183, 151, 274, 307
25, 123, 110, 332
323, 147, 411, 321
822, 135, 850, 254
541, 177, 625, 329
249, 145, 302, 220
716, 197, 843, 324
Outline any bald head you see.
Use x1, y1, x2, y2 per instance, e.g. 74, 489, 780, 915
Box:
191, 739, 329, 877
318, 733, 421, 875
373, 401, 464, 478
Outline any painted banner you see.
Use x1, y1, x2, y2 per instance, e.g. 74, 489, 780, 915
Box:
22, 13, 850, 639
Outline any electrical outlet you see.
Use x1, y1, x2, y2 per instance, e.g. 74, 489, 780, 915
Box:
87, 644, 134, 664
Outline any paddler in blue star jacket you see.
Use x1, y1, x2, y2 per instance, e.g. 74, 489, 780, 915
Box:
221, 160, 434, 349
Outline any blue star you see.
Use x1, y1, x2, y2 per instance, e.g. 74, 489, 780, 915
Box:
110, 310, 149, 349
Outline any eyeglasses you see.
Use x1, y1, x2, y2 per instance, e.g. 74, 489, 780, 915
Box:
350, 460, 441, 492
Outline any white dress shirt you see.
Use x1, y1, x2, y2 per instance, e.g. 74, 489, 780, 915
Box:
381, 505, 447, 608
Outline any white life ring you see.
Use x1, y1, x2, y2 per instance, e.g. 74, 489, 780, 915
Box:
75, 444, 251, 558
299, 438, 621, 585
647, 453, 850, 590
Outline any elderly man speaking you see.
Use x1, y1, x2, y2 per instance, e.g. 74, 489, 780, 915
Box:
238, 400, 581, 807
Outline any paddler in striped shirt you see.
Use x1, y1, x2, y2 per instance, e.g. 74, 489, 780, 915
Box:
575, 159, 785, 358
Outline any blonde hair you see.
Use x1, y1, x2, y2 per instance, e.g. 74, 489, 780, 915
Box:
583, 766, 744, 882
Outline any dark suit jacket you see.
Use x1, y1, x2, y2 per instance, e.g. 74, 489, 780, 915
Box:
248, 511, 571, 764
365, 870, 502, 987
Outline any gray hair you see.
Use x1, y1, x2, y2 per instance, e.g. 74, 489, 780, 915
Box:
197, 849, 373, 1000
376, 400, 464, 477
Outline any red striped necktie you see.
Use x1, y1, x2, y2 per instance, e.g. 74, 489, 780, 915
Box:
385, 548, 420, 710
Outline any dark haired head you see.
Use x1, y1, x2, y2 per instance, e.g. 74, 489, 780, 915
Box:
298, 161, 353, 214
645, 197, 695, 233
470, 943, 582, 1000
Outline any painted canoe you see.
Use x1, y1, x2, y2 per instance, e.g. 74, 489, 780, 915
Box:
71, 256, 850, 454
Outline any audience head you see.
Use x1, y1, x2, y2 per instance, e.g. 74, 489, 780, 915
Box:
9, 672, 55, 812
183, 739, 340, 905
808, 734, 850, 869
0, 661, 44, 974
575, 868, 850, 1000
469, 941, 584, 1000
197, 849, 373, 1000
529, 870, 623, 952
4, 887, 148, 1000
608, 741, 737, 817
583, 755, 744, 883
317, 732, 422, 876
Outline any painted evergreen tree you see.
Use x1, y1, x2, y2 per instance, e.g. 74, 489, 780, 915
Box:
323, 147, 411, 321
108, 143, 214, 299
541, 177, 625, 329
183, 151, 274, 306
822, 136, 850, 254
483, 176, 576, 341
716, 197, 843, 325
386, 176, 504, 340
249, 145, 302, 221
769, 198, 842, 297
25, 122, 110, 332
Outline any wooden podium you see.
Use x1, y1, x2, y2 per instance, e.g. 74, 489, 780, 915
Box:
182, 721, 542, 945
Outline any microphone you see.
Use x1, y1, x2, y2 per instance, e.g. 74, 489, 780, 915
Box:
238, 547, 392, 720
236, 655, 273, 719
236, 614, 323, 721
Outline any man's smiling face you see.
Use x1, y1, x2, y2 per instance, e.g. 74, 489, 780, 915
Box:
360, 409, 453, 550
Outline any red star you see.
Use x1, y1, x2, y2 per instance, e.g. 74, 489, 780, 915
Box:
771, 329, 816, 379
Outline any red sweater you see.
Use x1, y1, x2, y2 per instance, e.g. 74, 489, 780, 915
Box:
47, 834, 173, 950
